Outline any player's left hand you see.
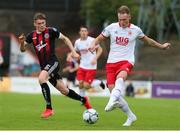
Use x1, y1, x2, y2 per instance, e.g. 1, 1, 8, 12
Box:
161, 43, 171, 50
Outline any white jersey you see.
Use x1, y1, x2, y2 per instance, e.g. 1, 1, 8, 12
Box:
102, 22, 145, 64
74, 36, 97, 69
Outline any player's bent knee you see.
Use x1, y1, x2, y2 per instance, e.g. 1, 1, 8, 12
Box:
56, 81, 69, 95
107, 84, 115, 92
83, 82, 91, 89
79, 81, 84, 89
38, 76, 47, 84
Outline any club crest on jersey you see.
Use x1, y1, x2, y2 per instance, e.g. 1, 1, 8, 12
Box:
128, 31, 132, 36
44, 33, 49, 39
116, 36, 129, 46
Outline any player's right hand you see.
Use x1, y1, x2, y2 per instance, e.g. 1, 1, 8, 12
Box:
88, 43, 98, 53
72, 51, 80, 60
18, 33, 26, 44
161, 43, 171, 50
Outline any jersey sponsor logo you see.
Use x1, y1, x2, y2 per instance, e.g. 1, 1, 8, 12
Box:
36, 43, 47, 51
80, 49, 89, 54
116, 36, 129, 46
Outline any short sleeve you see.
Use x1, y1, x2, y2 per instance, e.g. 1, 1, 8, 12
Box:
137, 27, 145, 39
49, 27, 61, 39
74, 40, 79, 52
25, 32, 33, 44
101, 24, 112, 37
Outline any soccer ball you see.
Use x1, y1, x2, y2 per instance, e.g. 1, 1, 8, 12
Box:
83, 108, 98, 124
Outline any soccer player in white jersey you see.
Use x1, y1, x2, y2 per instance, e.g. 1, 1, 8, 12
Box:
74, 26, 105, 97
89, 5, 171, 126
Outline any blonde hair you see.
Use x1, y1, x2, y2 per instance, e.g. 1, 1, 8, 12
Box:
117, 5, 130, 14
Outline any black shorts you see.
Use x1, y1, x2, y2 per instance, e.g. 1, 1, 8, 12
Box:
42, 59, 62, 86
43, 59, 60, 77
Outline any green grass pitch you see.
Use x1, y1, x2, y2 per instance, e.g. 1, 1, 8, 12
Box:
0, 92, 180, 130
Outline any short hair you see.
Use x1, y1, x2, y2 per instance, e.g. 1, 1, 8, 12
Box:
117, 5, 130, 14
33, 12, 46, 21
80, 25, 88, 30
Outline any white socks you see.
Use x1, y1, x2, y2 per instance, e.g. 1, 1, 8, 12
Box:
109, 78, 135, 117
79, 88, 86, 97
108, 78, 124, 103
91, 79, 101, 88
118, 96, 134, 117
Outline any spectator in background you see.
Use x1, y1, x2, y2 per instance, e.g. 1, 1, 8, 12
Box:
63, 52, 79, 87
125, 81, 135, 97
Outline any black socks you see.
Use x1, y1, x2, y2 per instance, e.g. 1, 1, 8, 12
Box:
67, 89, 85, 103
40, 83, 52, 109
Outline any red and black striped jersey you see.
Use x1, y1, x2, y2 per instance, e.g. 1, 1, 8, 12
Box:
25, 27, 60, 68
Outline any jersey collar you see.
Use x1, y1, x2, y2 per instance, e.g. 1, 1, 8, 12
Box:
119, 23, 131, 28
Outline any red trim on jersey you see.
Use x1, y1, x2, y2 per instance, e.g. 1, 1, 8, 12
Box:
139, 35, 145, 39
119, 23, 131, 28
128, 23, 131, 28
101, 33, 108, 38
44, 28, 50, 60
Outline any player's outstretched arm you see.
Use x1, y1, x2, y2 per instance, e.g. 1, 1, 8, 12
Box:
18, 33, 26, 52
140, 36, 171, 50
60, 33, 80, 59
89, 34, 106, 52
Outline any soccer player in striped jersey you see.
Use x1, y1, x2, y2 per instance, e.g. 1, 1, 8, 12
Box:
89, 5, 171, 126
18, 12, 92, 118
